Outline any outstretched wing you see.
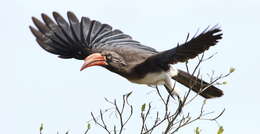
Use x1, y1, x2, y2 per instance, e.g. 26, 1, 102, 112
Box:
142, 27, 222, 66
30, 11, 157, 60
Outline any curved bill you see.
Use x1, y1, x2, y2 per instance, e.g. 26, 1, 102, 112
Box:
80, 53, 108, 71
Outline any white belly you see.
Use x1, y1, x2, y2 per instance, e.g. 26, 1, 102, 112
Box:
129, 66, 178, 86
129, 71, 167, 85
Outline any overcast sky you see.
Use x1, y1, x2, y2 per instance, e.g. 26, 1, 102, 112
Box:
1, 0, 260, 133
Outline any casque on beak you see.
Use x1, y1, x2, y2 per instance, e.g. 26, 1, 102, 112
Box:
80, 53, 108, 71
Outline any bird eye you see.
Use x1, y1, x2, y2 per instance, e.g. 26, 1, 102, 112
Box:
106, 54, 112, 60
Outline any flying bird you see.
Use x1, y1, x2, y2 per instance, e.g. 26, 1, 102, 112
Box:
30, 11, 223, 99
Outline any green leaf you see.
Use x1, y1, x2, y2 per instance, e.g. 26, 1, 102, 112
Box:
222, 81, 228, 85
217, 126, 224, 134
141, 103, 146, 112
39, 123, 44, 132
195, 127, 201, 134
87, 123, 91, 129
229, 67, 235, 73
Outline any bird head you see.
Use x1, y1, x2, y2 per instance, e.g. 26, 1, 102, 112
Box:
80, 51, 126, 71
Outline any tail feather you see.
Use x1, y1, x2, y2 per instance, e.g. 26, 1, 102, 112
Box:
172, 69, 223, 98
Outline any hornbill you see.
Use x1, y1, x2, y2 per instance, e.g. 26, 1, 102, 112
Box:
30, 11, 223, 99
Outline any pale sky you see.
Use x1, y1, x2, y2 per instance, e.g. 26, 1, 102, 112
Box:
1, 0, 260, 133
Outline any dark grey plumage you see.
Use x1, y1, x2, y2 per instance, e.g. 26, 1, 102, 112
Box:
137, 27, 222, 70
30, 11, 157, 60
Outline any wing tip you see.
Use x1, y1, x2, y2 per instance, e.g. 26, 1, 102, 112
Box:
29, 25, 41, 39
41, 13, 48, 20
52, 11, 60, 17
52, 11, 65, 23
67, 11, 75, 17
29, 25, 35, 36
31, 16, 37, 22
31, 17, 42, 28
209, 25, 223, 36
67, 11, 79, 23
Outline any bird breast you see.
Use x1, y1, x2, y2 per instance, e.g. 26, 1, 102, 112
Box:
129, 66, 178, 86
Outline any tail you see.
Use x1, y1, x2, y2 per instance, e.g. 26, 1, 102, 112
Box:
172, 69, 223, 99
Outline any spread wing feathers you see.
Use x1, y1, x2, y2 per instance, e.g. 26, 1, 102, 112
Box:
30, 11, 157, 60
145, 26, 222, 65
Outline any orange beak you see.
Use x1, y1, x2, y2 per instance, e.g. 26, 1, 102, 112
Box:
80, 53, 108, 71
